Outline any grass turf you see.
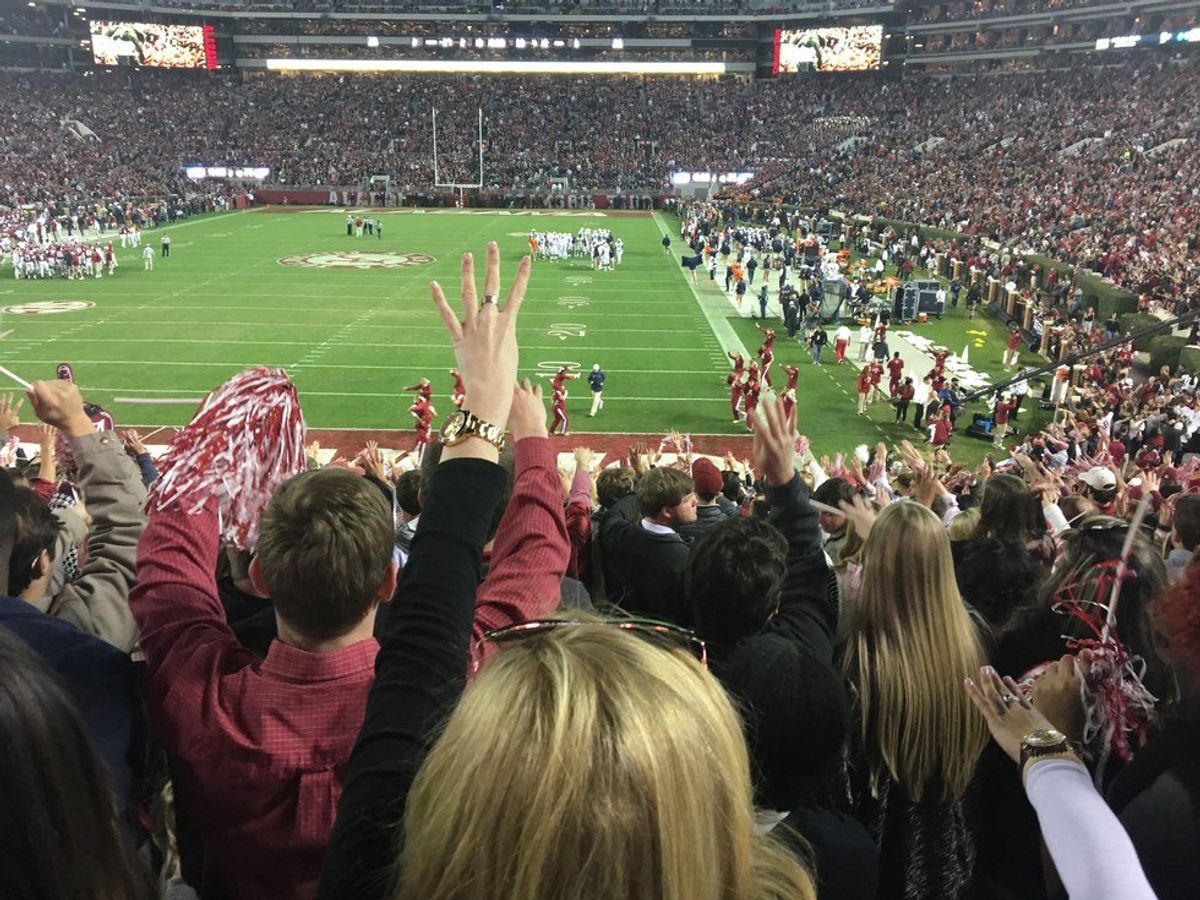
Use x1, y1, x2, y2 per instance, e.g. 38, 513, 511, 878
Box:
0, 207, 1045, 461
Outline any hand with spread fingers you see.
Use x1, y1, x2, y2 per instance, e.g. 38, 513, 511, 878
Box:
749, 396, 797, 487
966, 665, 1052, 765
431, 241, 530, 461
508, 379, 548, 442
0, 393, 23, 431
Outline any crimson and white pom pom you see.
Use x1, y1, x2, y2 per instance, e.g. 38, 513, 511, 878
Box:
147, 367, 306, 549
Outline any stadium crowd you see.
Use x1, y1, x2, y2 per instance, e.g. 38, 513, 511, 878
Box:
2, 241, 1199, 900
3, 58, 1198, 302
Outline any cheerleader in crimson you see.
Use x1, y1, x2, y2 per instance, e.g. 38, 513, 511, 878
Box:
550, 383, 570, 436
409, 394, 436, 461
756, 324, 777, 388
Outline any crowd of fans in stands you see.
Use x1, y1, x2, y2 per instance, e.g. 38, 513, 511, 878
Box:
2, 241, 1199, 900
919, 0, 1126, 23
2, 57, 1196, 302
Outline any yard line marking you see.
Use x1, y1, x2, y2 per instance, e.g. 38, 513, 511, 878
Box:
23, 305, 700, 319
17, 320, 702, 338
113, 397, 204, 405
89, 387, 734, 402
0, 358, 727, 376
1, 338, 718, 351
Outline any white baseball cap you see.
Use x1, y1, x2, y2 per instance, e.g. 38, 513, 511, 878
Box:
1079, 467, 1117, 492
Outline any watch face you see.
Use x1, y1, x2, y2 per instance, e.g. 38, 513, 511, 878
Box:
1025, 728, 1066, 748
441, 411, 466, 442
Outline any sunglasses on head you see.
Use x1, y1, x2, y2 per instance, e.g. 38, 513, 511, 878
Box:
484, 618, 708, 668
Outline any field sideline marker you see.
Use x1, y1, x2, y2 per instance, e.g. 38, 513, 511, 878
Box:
650, 212, 749, 369
113, 397, 204, 405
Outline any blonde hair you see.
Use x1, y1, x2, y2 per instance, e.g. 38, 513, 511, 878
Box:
843, 502, 988, 803
397, 623, 815, 900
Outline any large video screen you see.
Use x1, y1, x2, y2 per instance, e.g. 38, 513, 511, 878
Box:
90, 21, 217, 69
775, 26, 883, 73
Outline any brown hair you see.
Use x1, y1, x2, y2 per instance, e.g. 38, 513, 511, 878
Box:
636, 468, 694, 519
597, 467, 636, 509
256, 468, 394, 640
972, 473, 1038, 543
1172, 493, 1200, 552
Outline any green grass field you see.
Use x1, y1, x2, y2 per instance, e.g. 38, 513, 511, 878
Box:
0, 207, 1045, 461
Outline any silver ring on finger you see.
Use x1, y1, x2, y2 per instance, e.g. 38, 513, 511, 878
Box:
1001, 693, 1017, 705
481, 294, 499, 306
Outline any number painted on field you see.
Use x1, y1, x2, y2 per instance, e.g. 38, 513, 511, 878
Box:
557, 296, 590, 308
547, 323, 587, 341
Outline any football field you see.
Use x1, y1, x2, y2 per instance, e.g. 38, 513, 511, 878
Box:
0, 207, 1039, 461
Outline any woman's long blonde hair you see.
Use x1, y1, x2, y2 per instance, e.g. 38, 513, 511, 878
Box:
842, 502, 988, 804
397, 624, 815, 900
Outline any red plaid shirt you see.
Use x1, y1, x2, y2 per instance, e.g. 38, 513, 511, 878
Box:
132, 502, 378, 900
130, 438, 568, 900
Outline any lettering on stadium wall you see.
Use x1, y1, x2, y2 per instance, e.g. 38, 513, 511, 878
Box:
278, 252, 436, 269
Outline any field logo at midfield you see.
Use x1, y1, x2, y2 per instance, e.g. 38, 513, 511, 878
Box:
2, 300, 95, 315
279, 251, 436, 269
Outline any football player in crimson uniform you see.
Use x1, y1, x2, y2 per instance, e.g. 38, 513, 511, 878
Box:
449, 369, 465, 409
931, 346, 951, 370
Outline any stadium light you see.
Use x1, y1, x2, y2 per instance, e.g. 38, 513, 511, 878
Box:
265, 59, 728, 75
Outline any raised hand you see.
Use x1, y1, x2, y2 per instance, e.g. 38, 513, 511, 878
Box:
122, 429, 148, 456
0, 393, 23, 431
363, 441, 387, 482
838, 494, 878, 538
431, 241, 530, 453
749, 396, 797, 486
573, 446, 595, 472
26, 380, 93, 437
508, 378, 548, 442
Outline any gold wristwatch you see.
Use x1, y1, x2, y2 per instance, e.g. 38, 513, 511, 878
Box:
1019, 728, 1073, 768
440, 409, 506, 450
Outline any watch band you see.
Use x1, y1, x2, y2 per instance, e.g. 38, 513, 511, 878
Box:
1019, 728, 1073, 769
446, 409, 506, 450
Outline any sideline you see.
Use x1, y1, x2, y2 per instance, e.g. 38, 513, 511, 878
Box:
651, 211, 751, 366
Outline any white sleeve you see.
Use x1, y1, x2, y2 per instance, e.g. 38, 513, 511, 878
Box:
1043, 502, 1071, 536
1024, 759, 1157, 900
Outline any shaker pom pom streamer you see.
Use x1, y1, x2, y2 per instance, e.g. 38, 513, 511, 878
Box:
146, 367, 306, 549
